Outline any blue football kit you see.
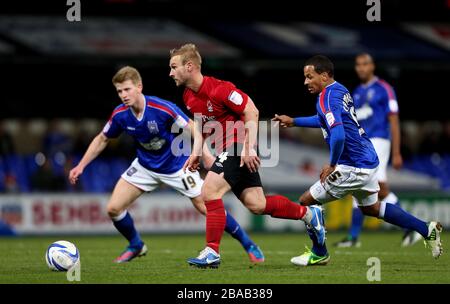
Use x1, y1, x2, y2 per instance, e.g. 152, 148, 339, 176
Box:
294, 81, 379, 169
353, 77, 399, 140
103, 95, 190, 174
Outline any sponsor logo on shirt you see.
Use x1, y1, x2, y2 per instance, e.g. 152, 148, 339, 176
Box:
140, 137, 166, 151
355, 103, 373, 120
127, 126, 136, 131
201, 115, 216, 122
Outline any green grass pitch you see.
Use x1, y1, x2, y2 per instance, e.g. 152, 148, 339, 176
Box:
0, 232, 448, 284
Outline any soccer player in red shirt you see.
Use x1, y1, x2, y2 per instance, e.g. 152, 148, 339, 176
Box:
169, 43, 326, 268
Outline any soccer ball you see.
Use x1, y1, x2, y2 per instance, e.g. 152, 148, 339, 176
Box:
45, 240, 80, 271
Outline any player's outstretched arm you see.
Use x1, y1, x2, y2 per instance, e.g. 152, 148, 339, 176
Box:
272, 114, 294, 127
240, 97, 261, 173
69, 132, 110, 185
201, 141, 215, 171
272, 114, 320, 128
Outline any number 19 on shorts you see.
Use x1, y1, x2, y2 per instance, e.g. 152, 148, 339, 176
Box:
182, 176, 197, 190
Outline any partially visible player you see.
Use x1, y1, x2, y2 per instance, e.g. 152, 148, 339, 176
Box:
273, 55, 443, 266
334, 53, 421, 248
69, 66, 265, 263
169, 44, 325, 269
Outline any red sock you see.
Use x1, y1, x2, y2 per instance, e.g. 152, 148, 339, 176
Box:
205, 199, 226, 253
263, 195, 307, 220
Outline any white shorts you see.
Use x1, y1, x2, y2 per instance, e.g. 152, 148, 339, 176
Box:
310, 164, 380, 207
370, 137, 390, 182
121, 158, 203, 198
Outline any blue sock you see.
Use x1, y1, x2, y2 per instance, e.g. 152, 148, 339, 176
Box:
349, 207, 364, 240
381, 202, 428, 237
383, 193, 413, 234
305, 223, 328, 256
112, 211, 143, 250
225, 211, 254, 251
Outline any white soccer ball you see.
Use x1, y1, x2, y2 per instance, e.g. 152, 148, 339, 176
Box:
45, 240, 80, 271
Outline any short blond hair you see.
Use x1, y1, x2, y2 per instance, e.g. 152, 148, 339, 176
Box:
112, 66, 142, 85
170, 43, 202, 67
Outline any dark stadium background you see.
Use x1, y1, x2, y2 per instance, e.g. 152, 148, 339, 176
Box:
0, 0, 450, 286
1, 0, 449, 120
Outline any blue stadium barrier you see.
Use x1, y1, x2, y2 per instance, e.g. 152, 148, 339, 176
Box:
404, 154, 450, 190
1, 153, 449, 193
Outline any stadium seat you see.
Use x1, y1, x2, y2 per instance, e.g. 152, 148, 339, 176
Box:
3, 155, 30, 192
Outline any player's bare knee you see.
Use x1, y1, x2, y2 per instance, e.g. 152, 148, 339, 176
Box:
378, 188, 389, 200
201, 190, 215, 203
299, 193, 308, 205
299, 192, 314, 206
240, 190, 266, 215
241, 196, 266, 215
361, 204, 380, 217
107, 205, 122, 218
244, 200, 265, 215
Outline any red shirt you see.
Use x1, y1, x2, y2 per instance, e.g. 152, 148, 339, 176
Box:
183, 76, 249, 153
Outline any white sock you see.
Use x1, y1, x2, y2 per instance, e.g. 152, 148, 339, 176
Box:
352, 196, 359, 209
378, 201, 387, 219
111, 210, 127, 222
382, 192, 398, 205
301, 206, 313, 224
